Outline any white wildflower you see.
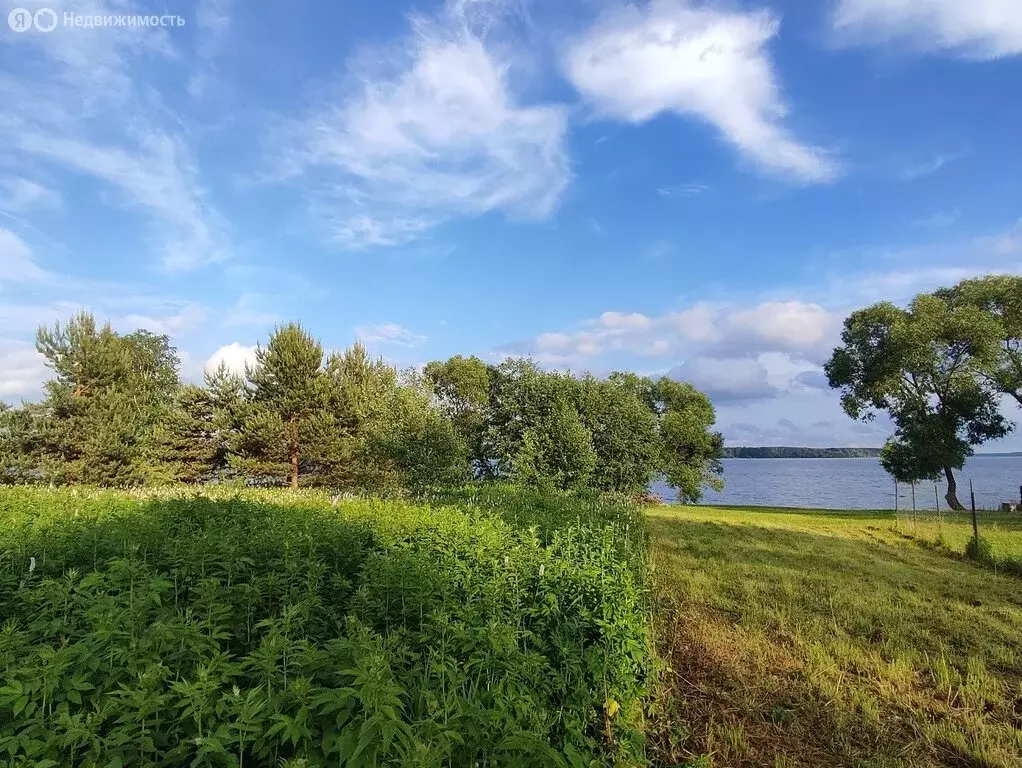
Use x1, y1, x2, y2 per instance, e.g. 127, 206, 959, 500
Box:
29, 556, 36, 573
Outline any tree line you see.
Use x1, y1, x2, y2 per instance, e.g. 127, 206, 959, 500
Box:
827, 275, 1022, 510
721, 447, 882, 459
0, 312, 724, 500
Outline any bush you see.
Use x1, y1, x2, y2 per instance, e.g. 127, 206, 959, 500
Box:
965, 534, 994, 564
0, 486, 652, 767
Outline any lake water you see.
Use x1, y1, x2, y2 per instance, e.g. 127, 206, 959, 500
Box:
653, 456, 1022, 510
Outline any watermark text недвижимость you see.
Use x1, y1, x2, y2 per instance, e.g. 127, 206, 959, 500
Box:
8, 7, 185, 33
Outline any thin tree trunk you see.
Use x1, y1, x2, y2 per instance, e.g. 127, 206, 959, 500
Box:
944, 465, 964, 511
289, 414, 299, 489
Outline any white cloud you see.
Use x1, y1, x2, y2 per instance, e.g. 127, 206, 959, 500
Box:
832, 0, 1022, 59
657, 182, 708, 197
670, 356, 779, 403
0, 0, 224, 271
563, 0, 840, 183
672, 303, 719, 343
0, 228, 51, 284
224, 293, 278, 329
355, 322, 428, 347
0, 339, 47, 401
205, 343, 258, 377
913, 209, 960, 228
279, 0, 570, 247
0, 178, 61, 212
898, 152, 963, 181
509, 299, 842, 370
188, 0, 233, 98
121, 304, 207, 336
17, 132, 223, 272
597, 311, 651, 331
729, 301, 836, 351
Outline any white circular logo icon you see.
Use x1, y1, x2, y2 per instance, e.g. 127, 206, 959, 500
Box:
33, 7, 58, 32
7, 7, 33, 32
7, 6, 57, 32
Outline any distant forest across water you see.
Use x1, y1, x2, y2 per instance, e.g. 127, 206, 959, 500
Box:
722, 447, 882, 459
723, 447, 1022, 459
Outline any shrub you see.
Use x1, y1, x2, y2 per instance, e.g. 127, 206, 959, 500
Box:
965, 534, 994, 564
0, 486, 652, 766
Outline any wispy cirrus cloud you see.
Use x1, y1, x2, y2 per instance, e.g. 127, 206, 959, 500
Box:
278, 0, 570, 248
832, 0, 1022, 59
355, 322, 428, 347
656, 182, 708, 198
913, 209, 960, 228
0, 0, 225, 271
0, 177, 62, 213
563, 0, 841, 183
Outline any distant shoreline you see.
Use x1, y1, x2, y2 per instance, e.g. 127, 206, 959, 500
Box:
722, 447, 1022, 459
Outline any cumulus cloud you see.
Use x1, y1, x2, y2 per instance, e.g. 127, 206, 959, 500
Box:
279, 0, 570, 247
563, 0, 840, 183
669, 356, 780, 404
355, 322, 428, 347
832, 0, 1022, 59
726, 301, 838, 359
205, 343, 258, 376
0, 340, 47, 401
508, 300, 843, 370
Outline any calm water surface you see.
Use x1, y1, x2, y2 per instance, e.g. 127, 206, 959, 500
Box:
654, 456, 1022, 510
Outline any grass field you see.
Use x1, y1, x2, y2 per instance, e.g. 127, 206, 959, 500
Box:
647, 505, 1022, 767
3, 487, 1021, 767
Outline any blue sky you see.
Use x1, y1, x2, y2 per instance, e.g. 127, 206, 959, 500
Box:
1, 0, 1021, 448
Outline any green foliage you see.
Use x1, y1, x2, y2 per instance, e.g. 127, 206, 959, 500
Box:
238, 323, 328, 488
579, 375, 659, 494
365, 379, 470, 493
0, 485, 652, 767
423, 355, 492, 477
482, 359, 723, 499
651, 378, 723, 503
721, 446, 882, 458
487, 358, 594, 489
966, 534, 994, 564
879, 436, 942, 484
6, 311, 725, 499
31, 312, 181, 486
938, 275, 1022, 408
825, 293, 1011, 509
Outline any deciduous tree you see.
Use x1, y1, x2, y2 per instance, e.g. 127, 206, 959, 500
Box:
825, 295, 1010, 509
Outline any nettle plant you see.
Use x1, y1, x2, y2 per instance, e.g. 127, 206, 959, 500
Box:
0, 486, 653, 767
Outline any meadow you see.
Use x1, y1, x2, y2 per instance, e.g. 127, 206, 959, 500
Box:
648, 505, 1022, 767
0, 486, 652, 767
3, 488, 1022, 768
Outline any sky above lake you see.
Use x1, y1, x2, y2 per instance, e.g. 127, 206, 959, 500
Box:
2, 0, 1021, 448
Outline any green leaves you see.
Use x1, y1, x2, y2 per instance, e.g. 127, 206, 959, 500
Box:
826, 279, 1016, 508
0, 486, 653, 767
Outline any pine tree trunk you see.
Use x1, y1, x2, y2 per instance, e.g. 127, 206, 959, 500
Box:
944, 466, 964, 511
289, 415, 299, 489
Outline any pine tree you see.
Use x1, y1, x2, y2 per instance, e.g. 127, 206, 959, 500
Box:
156, 366, 244, 483
236, 323, 327, 487
33, 313, 181, 486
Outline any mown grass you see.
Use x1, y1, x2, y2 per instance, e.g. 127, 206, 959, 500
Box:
0, 485, 653, 767
647, 505, 1022, 768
